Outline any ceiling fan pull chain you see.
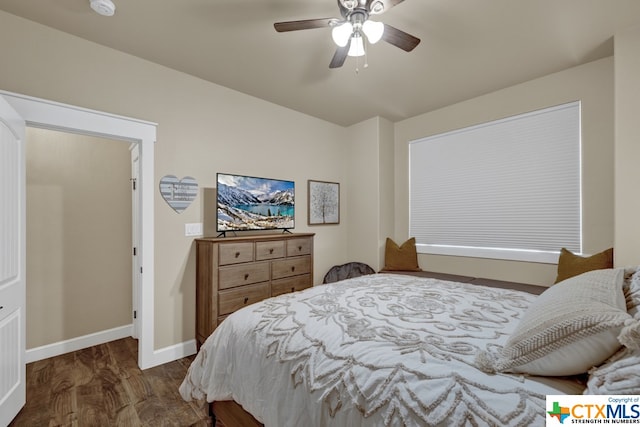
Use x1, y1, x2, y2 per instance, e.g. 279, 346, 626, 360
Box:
364, 38, 369, 69
355, 38, 368, 74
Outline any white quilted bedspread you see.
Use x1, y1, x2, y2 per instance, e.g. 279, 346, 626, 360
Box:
180, 274, 585, 426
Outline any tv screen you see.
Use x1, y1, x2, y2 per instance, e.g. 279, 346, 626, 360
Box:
216, 173, 295, 232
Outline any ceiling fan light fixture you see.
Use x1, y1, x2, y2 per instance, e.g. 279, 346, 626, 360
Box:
347, 34, 365, 57
362, 20, 384, 44
370, 1, 385, 14
339, 0, 358, 10
273, 0, 421, 69
90, 0, 116, 16
332, 22, 353, 47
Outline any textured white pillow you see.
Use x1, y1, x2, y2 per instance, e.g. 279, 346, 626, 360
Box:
476, 268, 639, 376
624, 267, 640, 318
583, 267, 640, 394
584, 346, 640, 394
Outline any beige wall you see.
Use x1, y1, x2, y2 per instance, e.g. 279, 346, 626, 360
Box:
0, 11, 351, 349
345, 116, 395, 271
346, 117, 380, 269
393, 57, 615, 286
614, 24, 640, 268
25, 128, 132, 348
377, 118, 396, 268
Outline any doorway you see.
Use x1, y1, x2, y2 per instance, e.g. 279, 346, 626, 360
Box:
25, 128, 133, 353
2, 90, 157, 369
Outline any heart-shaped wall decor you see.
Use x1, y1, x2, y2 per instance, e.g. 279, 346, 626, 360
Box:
159, 175, 198, 213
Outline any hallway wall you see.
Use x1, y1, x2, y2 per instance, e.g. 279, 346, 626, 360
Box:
26, 128, 132, 348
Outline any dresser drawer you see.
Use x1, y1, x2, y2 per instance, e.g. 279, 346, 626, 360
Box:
271, 275, 312, 297
219, 262, 270, 289
218, 282, 270, 316
286, 238, 312, 257
272, 256, 311, 280
255, 240, 285, 260
219, 242, 254, 265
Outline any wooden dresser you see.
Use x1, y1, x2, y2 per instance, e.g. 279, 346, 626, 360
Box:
195, 233, 314, 346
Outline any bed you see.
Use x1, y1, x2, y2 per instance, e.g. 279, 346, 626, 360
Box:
180, 269, 640, 426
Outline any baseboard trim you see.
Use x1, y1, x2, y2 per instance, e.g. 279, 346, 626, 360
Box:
26, 327, 198, 368
26, 324, 133, 363
149, 339, 197, 368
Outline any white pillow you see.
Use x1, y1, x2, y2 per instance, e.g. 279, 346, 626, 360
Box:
476, 268, 640, 376
584, 346, 640, 394
583, 267, 640, 394
624, 266, 640, 318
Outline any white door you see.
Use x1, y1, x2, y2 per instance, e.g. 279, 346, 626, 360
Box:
0, 96, 26, 425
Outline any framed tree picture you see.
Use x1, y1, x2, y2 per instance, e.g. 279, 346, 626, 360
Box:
308, 180, 340, 225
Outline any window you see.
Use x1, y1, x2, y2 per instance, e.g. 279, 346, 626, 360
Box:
409, 101, 581, 264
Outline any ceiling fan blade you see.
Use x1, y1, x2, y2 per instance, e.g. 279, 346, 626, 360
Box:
274, 18, 335, 32
329, 41, 351, 68
381, 24, 420, 52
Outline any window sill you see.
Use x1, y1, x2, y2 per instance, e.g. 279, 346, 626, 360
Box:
416, 244, 560, 264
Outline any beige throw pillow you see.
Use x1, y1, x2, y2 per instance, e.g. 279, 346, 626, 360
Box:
476, 268, 640, 376
555, 247, 613, 284
381, 238, 422, 272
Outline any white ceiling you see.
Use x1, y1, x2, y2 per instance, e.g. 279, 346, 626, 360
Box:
1, 0, 639, 126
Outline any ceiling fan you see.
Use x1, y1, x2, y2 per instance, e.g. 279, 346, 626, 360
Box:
274, 0, 420, 69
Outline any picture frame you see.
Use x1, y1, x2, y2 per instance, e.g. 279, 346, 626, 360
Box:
308, 180, 340, 225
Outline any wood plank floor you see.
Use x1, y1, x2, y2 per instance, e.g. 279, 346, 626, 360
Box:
9, 337, 216, 427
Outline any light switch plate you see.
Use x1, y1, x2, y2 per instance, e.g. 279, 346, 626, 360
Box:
185, 222, 203, 237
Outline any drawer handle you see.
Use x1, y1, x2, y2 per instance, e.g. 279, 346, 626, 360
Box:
244, 297, 249, 304
298, 246, 302, 251
269, 248, 274, 254
291, 287, 295, 293
244, 273, 249, 280
235, 252, 240, 258
291, 266, 295, 272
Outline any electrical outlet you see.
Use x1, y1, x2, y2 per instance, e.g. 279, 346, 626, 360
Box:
185, 222, 203, 237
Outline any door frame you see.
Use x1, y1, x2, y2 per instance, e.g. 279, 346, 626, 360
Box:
1, 90, 158, 369
130, 144, 140, 340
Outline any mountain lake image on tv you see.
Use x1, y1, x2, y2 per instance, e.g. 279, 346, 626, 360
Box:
217, 173, 295, 231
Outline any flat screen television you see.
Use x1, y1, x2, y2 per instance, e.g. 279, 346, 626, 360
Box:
216, 173, 295, 233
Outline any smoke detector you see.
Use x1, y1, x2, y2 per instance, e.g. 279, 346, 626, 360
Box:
90, 0, 116, 16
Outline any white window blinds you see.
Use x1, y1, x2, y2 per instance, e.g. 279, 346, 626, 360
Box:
409, 101, 581, 263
